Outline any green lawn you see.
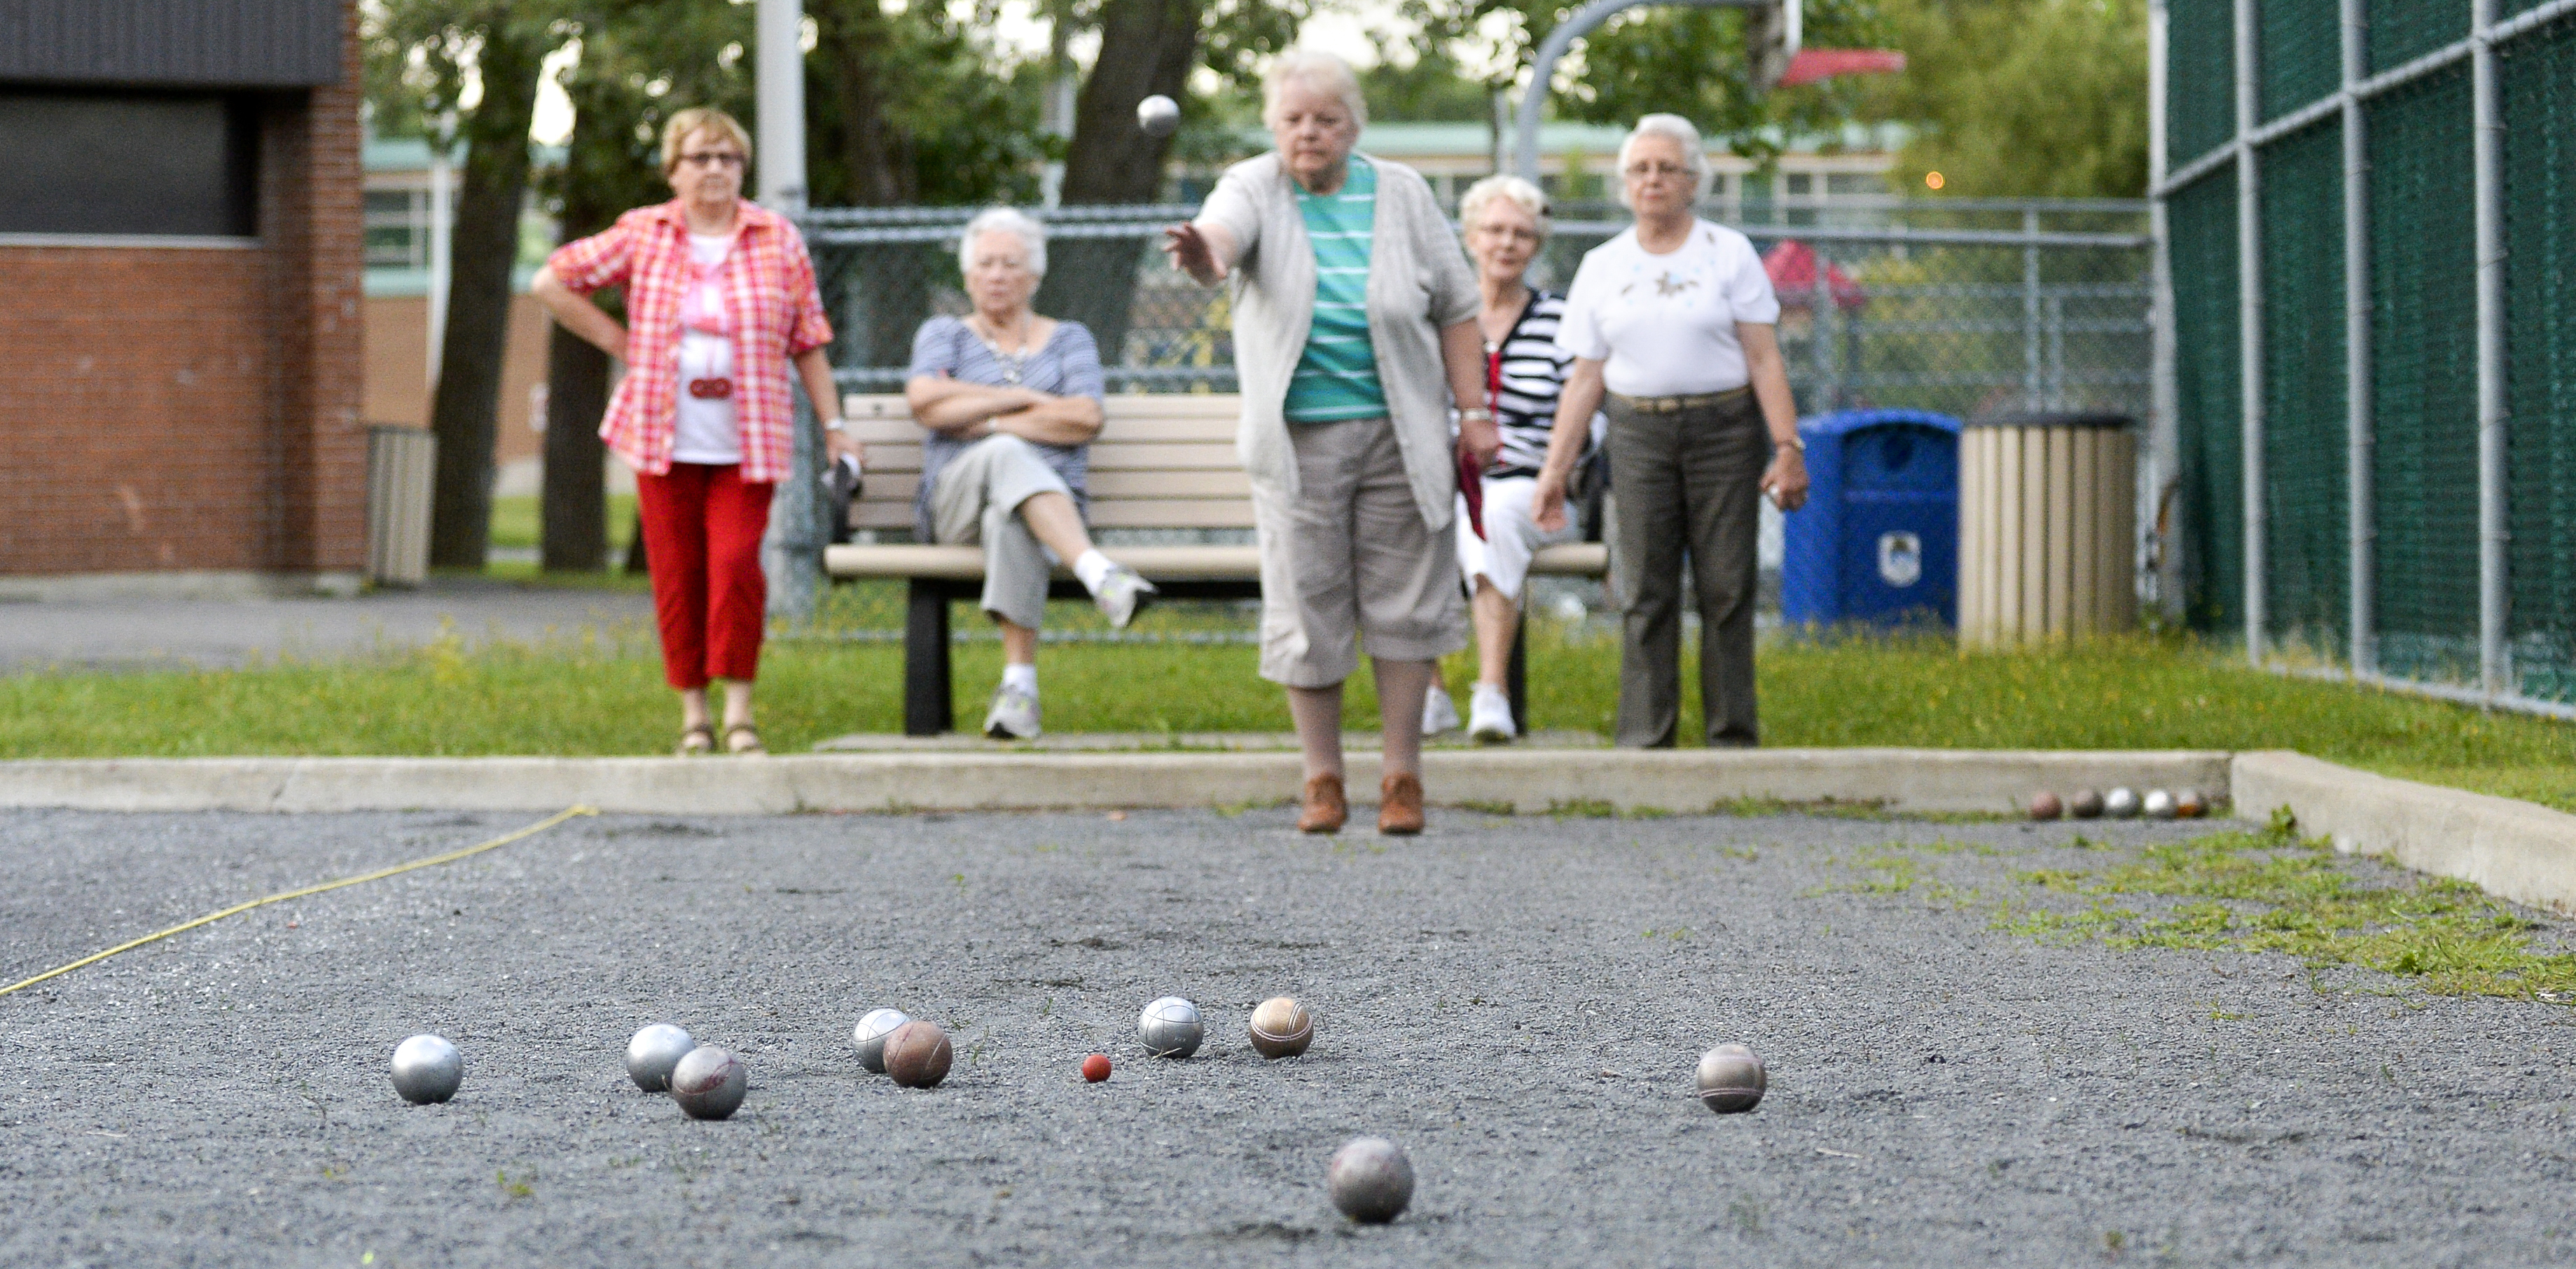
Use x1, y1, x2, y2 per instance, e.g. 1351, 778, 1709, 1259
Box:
486, 494, 639, 553
3, 604, 2572, 812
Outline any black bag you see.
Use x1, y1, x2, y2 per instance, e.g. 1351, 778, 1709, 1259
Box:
820, 454, 863, 546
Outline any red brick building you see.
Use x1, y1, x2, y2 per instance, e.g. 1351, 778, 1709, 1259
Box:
0, 0, 365, 596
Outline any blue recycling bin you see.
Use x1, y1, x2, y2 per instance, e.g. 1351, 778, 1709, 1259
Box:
1781, 409, 1960, 627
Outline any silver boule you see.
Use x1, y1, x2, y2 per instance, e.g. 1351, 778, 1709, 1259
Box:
1327, 1136, 1415, 1223
852, 1008, 910, 1074
1695, 1043, 1766, 1114
390, 1034, 463, 1104
2104, 786, 2141, 819
2142, 788, 2177, 819
1139, 996, 1203, 1058
2068, 788, 2106, 819
1135, 94, 1181, 139
625, 1023, 695, 1092
669, 1045, 747, 1120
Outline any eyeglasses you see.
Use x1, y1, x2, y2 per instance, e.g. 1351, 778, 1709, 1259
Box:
1471, 224, 1544, 244
1623, 162, 1692, 181
678, 151, 746, 169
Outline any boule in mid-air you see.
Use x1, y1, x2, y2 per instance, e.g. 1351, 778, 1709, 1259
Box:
1135, 94, 1181, 139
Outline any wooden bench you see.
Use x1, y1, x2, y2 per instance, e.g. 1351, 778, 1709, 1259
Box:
822, 393, 1607, 735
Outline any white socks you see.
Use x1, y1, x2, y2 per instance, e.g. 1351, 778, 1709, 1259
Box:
1002, 663, 1038, 696
1072, 549, 1116, 595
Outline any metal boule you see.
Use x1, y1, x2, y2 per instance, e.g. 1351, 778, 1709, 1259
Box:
2142, 788, 2177, 819
1327, 1136, 1415, 1223
390, 1034, 463, 1104
884, 1020, 953, 1088
2068, 788, 2105, 819
1695, 1043, 1766, 1114
1247, 997, 1313, 1059
1139, 996, 1203, 1058
1135, 94, 1181, 139
852, 1008, 910, 1074
625, 1023, 695, 1092
2105, 786, 2141, 819
670, 1045, 747, 1120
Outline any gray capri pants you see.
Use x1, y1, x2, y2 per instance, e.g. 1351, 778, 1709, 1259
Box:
1252, 415, 1467, 687
927, 434, 1074, 630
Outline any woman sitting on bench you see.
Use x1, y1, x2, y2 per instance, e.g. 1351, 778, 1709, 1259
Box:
906, 207, 1156, 740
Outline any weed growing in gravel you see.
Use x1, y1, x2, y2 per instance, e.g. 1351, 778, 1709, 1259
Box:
1994, 815, 2576, 1001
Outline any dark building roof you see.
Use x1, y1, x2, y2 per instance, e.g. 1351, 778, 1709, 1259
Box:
0, 0, 342, 89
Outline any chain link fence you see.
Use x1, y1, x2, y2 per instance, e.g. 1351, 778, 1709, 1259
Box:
803, 199, 2152, 422
2161, 0, 2576, 715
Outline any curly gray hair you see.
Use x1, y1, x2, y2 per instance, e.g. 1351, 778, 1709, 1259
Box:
957, 206, 1047, 277
1615, 113, 1715, 207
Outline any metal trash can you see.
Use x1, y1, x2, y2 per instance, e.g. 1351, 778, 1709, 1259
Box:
366, 425, 437, 588
1957, 412, 2136, 646
1782, 409, 1961, 627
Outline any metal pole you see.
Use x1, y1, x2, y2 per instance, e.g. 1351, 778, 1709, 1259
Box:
2341, 0, 2375, 676
2235, 0, 2266, 665
2472, 0, 2508, 698
1513, 0, 1764, 181
1812, 245, 1835, 410
756, 0, 819, 618
2023, 207, 2042, 410
2147, 0, 2182, 619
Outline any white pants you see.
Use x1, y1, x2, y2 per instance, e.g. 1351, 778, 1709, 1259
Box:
1455, 475, 1580, 602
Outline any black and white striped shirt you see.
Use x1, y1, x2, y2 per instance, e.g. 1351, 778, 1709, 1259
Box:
1487, 291, 1577, 479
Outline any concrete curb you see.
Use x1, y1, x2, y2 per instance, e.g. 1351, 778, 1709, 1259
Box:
0, 749, 2236, 817
2232, 750, 2576, 915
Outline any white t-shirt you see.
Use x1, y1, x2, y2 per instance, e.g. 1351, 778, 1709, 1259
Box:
672, 232, 741, 464
1554, 219, 1781, 398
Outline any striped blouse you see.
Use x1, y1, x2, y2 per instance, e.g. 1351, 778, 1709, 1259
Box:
1488, 290, 1578, 479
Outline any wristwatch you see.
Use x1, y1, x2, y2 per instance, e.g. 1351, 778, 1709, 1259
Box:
1774, 434, 1804, 453
823, 418, 847, 434
1460, 407, 1495, 422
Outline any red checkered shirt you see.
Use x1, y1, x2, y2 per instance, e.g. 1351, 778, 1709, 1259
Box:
546, 199, 833, 483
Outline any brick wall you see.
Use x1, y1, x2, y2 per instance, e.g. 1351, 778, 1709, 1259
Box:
0, 0, 363, 581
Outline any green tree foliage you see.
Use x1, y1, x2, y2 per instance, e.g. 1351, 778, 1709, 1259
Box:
1864, 0, 2147, 197
806, 0, 1051, 207
1358, 31, 1495, 123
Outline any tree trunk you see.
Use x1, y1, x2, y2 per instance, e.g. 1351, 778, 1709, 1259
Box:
536, 89, 625, 574
812, 0, 910, 207
1035, 0, 1200, 372
427, 24, 546, 570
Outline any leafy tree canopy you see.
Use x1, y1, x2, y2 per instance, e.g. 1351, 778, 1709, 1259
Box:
1864, 0, 2147, 197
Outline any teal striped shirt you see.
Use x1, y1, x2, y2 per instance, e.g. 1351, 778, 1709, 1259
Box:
1284, 156, 1387, 424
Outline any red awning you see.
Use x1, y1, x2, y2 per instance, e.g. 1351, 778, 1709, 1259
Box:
1764, 240, 1869, 312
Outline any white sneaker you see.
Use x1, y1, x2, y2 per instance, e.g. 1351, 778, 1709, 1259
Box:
1093, 564, 1156, 630
983, 681, 1041, 740
1467, 684, 1517, 744
1422, 688, 1461, 736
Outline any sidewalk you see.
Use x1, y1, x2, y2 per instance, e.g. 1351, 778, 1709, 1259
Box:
0, 578, 651, 672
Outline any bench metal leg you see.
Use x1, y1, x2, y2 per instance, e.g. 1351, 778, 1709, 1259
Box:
1507, 609, 1530, 735
903, 580, 954, 736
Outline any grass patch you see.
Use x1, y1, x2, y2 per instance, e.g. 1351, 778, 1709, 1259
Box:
1992, 814, 2576, 1001
7, 599, 2576, 819
487, 494, 638, 553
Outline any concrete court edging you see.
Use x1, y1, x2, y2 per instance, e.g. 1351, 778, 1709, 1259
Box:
2232, 750, 2576, 915
0, 749, 2236, 817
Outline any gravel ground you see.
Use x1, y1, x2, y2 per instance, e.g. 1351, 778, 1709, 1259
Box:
4, 806, 2575, 1268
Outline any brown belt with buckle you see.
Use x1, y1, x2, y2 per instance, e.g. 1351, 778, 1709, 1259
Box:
1609, 387, 1752, 414
687, 377, 735, 400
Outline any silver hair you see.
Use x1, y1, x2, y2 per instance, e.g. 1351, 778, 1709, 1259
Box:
1615, 113, 1715, 208
1261, 48, 1369, 129
1458, 174, 1551, 239
957, 206, 1047, 277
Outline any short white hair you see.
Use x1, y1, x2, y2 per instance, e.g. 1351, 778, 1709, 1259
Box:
1615, 113, 1714, 208
957, 206, 1046, 277
1459, 174, 1551, 238
1261, 48, 1368, 129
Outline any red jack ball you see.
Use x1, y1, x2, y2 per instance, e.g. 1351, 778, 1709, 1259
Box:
1081, 1053, 1112, 1083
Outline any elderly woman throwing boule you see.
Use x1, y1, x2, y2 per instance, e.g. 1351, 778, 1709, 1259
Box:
1531, 113, 1806, 749
532, 107, 852, 757
1163, 49, 1493, 835
907, 207, 1157, 741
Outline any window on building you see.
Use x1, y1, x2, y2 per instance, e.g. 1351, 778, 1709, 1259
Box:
1826, 172, 1884, 196
0, 91, 257, 237
1784, 172, 1814, 197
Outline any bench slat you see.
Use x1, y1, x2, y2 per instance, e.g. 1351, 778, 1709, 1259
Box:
826, 540, 1607, 580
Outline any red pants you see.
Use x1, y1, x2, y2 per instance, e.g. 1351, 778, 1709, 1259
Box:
637, 463, 774, 690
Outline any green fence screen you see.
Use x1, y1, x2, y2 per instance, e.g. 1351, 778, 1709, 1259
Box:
2170, 171, 2241, 634
2502, 18, 2576, 701
2259, 120, 2346, 654
2166, 2, 2576, 706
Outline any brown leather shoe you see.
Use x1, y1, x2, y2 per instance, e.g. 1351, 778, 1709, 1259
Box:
1297, 773, 1347, 834
1378, 772, 1424, 835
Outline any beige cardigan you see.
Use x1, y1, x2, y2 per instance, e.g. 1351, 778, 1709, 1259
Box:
1196, 151, 1481, 529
